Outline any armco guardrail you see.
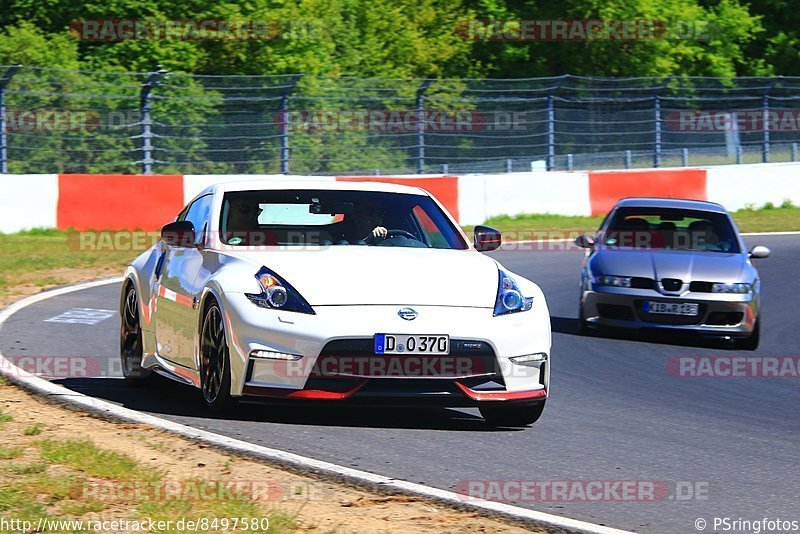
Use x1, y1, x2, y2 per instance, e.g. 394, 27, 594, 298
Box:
2, 163, 799, 233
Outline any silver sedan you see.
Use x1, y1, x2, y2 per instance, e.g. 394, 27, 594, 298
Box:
576, 198, 770, 349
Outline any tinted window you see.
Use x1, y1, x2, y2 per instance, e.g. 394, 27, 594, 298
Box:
220, 190, 467, 249
602, 207, 740, 253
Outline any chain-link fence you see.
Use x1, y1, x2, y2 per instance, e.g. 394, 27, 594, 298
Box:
3, 67, 800, 174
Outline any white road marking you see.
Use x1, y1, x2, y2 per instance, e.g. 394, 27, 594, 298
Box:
44, 307, 116, 325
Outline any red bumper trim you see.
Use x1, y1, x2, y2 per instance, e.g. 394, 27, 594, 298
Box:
455, 382, 547, 402
242, 382, 365, 400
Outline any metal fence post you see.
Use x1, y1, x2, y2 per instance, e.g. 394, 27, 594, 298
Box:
682, 148, 689, 166
0, 65, 21, 174
546, 95, 555, 171
566, 153, 573, 171
763, 78, 779, 164
280, 75, 303, 174
792, 143, 798, 162
625, 150, 632, 169
736, 146, 744, 164
416, 79, 432, 174
140, 67, 168, 175
653, 95, 662, 168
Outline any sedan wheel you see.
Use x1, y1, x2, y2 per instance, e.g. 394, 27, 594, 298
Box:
200, 303, 234, 413
120, 285, 152, 383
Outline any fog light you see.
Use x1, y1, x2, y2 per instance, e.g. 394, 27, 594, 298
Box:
249, 350, 303, 361
509, 353, 548, 366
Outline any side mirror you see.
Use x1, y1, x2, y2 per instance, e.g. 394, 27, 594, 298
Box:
161, 221, 196, 247
474, 225, 502, 252
749, 245, 771, 259
575, 233, 595, 249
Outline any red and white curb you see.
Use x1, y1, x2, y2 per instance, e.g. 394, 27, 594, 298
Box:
0, 278, 633, 534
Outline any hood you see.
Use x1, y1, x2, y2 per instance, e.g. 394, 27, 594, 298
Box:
230, 247, 500, 306
589, 248, 750, 283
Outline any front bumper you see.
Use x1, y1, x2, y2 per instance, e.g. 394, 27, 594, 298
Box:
221, 293, 551, 404
581, 286, 758, 337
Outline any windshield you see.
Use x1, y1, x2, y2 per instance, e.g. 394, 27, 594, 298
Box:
600, 207, 740, 253
220, 189, 467, 250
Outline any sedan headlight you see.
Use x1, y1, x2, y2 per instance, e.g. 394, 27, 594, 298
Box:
245, 267, 315, 314
494, 270, 533, 316
711, 282, 752, 294
594, 275, 632, 288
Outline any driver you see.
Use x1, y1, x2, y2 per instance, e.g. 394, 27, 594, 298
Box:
345, 200, 388, 242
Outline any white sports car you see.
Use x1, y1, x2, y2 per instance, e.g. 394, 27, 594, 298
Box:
120, 181, 551, 427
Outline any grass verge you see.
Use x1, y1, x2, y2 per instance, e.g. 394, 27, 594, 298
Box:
463, 201, 800, 236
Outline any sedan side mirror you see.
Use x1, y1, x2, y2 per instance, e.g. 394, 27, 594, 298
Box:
749, 245, 771, 259
474, 225, 502, 252
161, 221, 196, 247
575, 233, 595, 248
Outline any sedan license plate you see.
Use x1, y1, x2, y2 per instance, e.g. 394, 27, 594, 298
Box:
374, 334, 449, 355
644, 301, 699, 316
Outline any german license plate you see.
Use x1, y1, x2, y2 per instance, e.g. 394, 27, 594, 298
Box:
644, 301, 699, 316
374, 334, 449, 355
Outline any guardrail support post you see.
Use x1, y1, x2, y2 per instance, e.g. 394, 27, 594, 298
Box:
625, 150, 632, 169
0, 65, 21, 174
793, 143, 798, 162
140, 67, 168, 175
566, 153, 573, 171
416, 79, 432, 174
736, 146, 744, 164
682, 148, 689, 166
442, 163, 448, 174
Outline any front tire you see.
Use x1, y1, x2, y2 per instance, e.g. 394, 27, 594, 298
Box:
735, 319, 760, 351
120, 284, 152, 384
200, 302, 235, 413
479, 401, 546, 428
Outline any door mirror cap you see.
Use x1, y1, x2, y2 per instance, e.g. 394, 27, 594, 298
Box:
749, 245, 771, 259
161, 221, 196, 247
575, 233, 595, 248
474, 225, 502, 252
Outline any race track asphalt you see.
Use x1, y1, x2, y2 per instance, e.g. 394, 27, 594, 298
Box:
1, 234, 798, 533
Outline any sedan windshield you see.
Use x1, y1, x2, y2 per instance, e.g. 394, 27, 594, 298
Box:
601, 207, 741, 253
220, 189, 467, 249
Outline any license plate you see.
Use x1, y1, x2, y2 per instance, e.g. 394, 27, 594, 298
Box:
644, 301, 699, 316
374, 334, 449, 355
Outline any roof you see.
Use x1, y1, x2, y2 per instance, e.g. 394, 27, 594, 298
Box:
614, 197, 728, 213
206, 179, 429, 196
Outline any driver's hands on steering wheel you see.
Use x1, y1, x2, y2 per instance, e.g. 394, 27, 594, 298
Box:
370, 226, 388, 239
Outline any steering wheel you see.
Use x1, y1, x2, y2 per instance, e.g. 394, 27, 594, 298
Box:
383, 229, 417, 240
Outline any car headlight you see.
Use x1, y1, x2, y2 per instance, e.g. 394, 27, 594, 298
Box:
494, 270, 533, 316
245, 267, 315, 314
594, 275, 632, 288
711, 282, 752, 294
